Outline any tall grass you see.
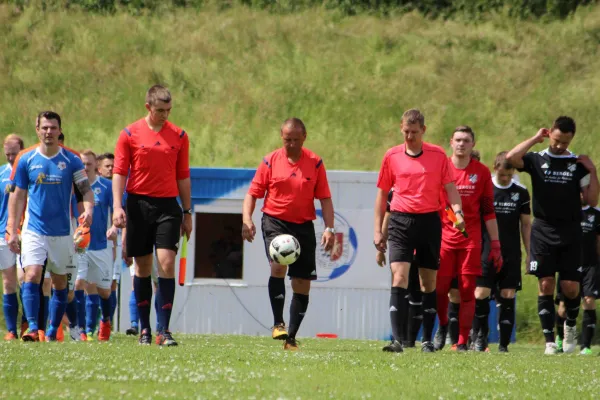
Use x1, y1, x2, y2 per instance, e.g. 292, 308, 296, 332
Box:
1, 4, 600, 340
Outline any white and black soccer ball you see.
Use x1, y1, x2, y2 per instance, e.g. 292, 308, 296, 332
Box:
269, 234, 301, 266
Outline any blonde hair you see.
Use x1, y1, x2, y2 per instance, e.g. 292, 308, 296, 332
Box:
145, 85, 172, 106
401, 109, 425, 127
4, 134, 24, 150
80, 149, 97, 159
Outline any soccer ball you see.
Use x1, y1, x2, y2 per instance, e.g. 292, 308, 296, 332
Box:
269, 234, 301, 266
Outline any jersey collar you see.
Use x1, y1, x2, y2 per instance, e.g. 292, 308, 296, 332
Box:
492, 176, 513, 189
35, 146, 63, 160
582, 205, 590, 210
540, 148, 575, 158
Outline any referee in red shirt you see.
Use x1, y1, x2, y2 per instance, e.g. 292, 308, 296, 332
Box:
375, 109, 464, 353
242, 118, 335, 351
112, 85, 192, 347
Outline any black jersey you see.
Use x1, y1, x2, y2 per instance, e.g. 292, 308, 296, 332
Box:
580, 206, 600, 266
493, 178, 531, 262
518, 150, 590, 224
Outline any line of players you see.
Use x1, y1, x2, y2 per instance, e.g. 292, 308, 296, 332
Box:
376, 111, 599, 354
0, 121, 159, 342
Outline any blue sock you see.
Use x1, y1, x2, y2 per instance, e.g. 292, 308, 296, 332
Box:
86, 294, 100, 334
154, 287, 162, 333
3, 293, 18, 335
157, 278, 175, 332
109, 290, 117, 323
65, 299, 77, 328
22, 283, 40, 332
101, 296, 112, 323
48, 288, 68, 337
75, 290, 86, 330
19, 287, 27, 324
129, 290, 139, 327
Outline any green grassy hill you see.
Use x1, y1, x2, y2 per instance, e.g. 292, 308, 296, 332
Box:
1, 4, 600, 341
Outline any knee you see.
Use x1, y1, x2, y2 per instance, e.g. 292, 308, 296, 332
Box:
418, 269, 436, 292
561, 283, 580, 299
475, 287, 491, 300
392, 272, 408, 288
583, 297, 596, 310
500, 289, 516, 299
67, 291, 75, 302
291, 278, 310, 295
449, 288, 461, 303
75, 279, 86, 291
270, 263, 287, 278
538, 278, 555, 296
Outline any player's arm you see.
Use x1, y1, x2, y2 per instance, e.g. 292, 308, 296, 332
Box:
578, 155, 599, 207
373, 188, 388, 252
443, 183, 464, 226
506, 128, 549, 169
243, 159, 270, 243
176, 131, 192, 239
8, 187, 26, 238
520, 213, 532, 259
112, 130, 131, 228
315, 159, 335, 251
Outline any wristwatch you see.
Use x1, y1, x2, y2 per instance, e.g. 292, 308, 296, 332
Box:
325, 227, 336, 234
455, 210, 464, 217
182, 208, 193, 215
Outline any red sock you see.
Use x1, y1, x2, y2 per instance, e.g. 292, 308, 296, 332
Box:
436, 275, 453, 326
458, 274, 477, 345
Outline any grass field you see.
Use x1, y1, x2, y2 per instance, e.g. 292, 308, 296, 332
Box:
1, 334, 599, 399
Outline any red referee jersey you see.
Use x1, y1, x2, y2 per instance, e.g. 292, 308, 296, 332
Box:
377, 142, 454, 214
440, 158, 495, 249
248, 147, 331, 224
113, 118, 190, 198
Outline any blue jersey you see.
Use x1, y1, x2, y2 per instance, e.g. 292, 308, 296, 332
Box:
0, 164, 13, 235
89, 177, 113, 251
13, 146, 87, 236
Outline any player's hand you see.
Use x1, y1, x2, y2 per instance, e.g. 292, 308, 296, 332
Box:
488, 239, 503, 272
181, 214, 192, 241
577, 155, 597, 173
79, 211, 92, 228
106, 225, 118, 241
7, 233, 20, 254
321, 230, 335, 252
376, 251, 386, 267
121, 246, 132, 266
113, 207, 126, 229
534, 128, 550, 143
242, 220, 256, 242
373, 231, 386, 253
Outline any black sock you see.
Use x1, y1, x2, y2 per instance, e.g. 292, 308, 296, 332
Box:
157, 278, 175, 331
268, 277, 285, 326
288, 293, 309, 339
421, 290, 437, 343
389, 287, 408, 342
581, 309, 596, 349
134, 276, 153, 334
538, 295, 555, 343
564, 295, 580, 328
473, 298, 490, 342
498, 297, 515, 347
408, 291, 423, 343
448, 302, 460, 345
556, 313, 566, 340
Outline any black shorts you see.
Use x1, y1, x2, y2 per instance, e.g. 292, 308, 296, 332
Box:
528, 219, 581, 282
125, 194, 183, 258
581, 265, 599, 299
477, 259, 522, 291
261, 214, 317, 281
450, 277, 458, 290
388, 211, 441, 270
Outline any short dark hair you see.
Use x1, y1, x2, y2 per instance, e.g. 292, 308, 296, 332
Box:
97, 152, 115, 162
401, 109, 425, 127
452, 125, 475, 142
494, 151, 514, 170
471, 149, 481, 161
58, 133, 65, 142
36, 111, 62, 129
551, 116, 576, 136
281, 118, 306, 134
146, 85, 172, 106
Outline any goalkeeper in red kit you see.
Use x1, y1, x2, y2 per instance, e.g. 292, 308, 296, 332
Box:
434, 126, 503, 352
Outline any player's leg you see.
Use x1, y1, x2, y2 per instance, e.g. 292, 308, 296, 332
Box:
434, 248, 456, 351
39, 270, 51, 341
554, 278, 565, 352
17, 264, 27, 337
448, 284, 460, 348
260, 215, 290, 340
19, 231, 49, 341
1, 238, 19, 340
557, 241, 582, 354
498, 289, 516, 352
579, 265, 596, 355
87, 248, 115, 341
413, 212, 441, 353
472, 286, 491, 352
457, 273, 477, 351
125, 194, 156, 345
406, 264, 422, 348
283, 219, 317, 351
73, 253, 88, 339
110, 280, 118, 325
126, 266, 139, 335
85, 282, 100, 339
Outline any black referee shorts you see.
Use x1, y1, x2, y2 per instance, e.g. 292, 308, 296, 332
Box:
388, 211, 441, 270
477, 259, 522, 292
261, 214, 317, 281
126, 194, 183, 258
528, 219, 581, 282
